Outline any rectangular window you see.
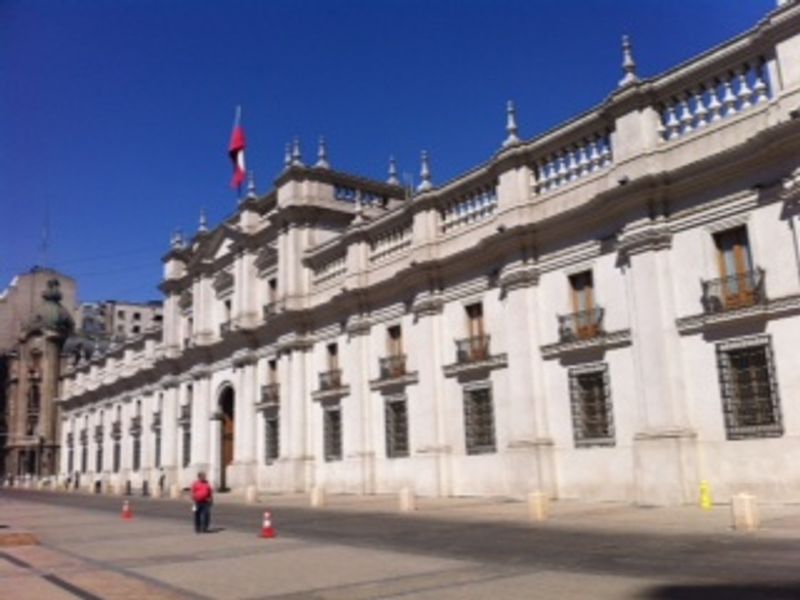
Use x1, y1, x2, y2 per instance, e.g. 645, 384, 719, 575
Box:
132, 437, 141, 472
154, 432, 161, 468
323, 406, 342, 462
717, 336, 782, 440
182, 426, 192, 468
264, 414, 279, 463
713, 226, 757, 309
267, 359, 278, 384
80, 438, 88, 473
463, 386, 496, 455
568, 271, 599, 339
384, 397, 409, 458
465, 303, 484, 338
113, 441, 121, 473
387, 325, 403, 356
569, 363, 614, 447
95, 445, 103, 473
268, 278, 278, 302
67, 447, 74, 474
327, 343, 339, 370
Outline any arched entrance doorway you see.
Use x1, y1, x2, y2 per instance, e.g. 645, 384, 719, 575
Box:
218, 386, 235, 491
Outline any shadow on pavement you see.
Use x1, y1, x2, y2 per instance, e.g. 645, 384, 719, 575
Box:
643, 582, 800, 599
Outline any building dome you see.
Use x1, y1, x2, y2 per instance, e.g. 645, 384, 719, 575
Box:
27, 279, 75, 340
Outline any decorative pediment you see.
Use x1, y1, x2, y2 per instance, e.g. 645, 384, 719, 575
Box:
213, 270, 234, 294
186, 225, 243, 270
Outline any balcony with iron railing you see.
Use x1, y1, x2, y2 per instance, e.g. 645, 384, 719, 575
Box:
455, 336, 491, 364
312, 368, 349, 401
111, 421, 122, 439
370, 354, 419, 391
443, 335, 507, 377
558, 307, 605, 343
129, 416, 142, 436
262, 303, 277, 321
701, 269, 766, 314
151, 412, 161, 432
93, 425, 104, 443
179, 405, 191, 424
260, 383, 280, 406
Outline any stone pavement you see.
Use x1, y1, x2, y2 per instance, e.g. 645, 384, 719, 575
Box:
3, 489, 800, 599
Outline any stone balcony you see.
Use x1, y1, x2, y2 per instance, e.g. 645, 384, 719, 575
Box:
312, 369, 349, 402
443, 335, 507, 378
701, 268, 766, 314
369, 355, 419, 391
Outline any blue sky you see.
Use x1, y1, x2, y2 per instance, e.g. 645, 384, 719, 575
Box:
0, 0, 775, 303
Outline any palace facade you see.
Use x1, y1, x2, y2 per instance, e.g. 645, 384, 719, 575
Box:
58, 2, 800, 504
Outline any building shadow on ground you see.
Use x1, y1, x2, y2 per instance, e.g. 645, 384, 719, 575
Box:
643, 582, 800, 599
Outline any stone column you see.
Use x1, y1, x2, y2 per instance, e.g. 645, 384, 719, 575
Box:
345, 317, 375, 494
498, 260, 556, 496
409, 289, 452, 497
191, 373, 211, 479
285, 343, 311, 492
619, 213, 697, 505
233, 353, 258, 487
160, 381, 179, 486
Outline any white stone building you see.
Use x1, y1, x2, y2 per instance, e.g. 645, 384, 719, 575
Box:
57, 3, 800, 504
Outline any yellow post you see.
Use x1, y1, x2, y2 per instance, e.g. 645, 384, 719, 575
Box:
699, 480, 712, 510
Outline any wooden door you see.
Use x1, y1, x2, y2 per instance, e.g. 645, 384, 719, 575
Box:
220, 391, 234, 490
570, 271, 596, 339
715, 227, 753, 308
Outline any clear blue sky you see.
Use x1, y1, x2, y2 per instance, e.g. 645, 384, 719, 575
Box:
0, 0, 775, 303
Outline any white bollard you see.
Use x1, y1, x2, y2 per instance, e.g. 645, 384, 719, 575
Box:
310, 485, 326, 508
169, 483, 181, 499
245, 485, 257, 504
731, 493, 759, 531
398, 487, 416, 513
527, 491, 549, 522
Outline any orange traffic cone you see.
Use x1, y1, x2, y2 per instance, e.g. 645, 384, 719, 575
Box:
121, 500, 133, 520
260, 510, 275, 538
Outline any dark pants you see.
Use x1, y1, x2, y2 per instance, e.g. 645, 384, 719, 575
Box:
194, 502, 211, 532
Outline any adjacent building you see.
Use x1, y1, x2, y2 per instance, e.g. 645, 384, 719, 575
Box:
77, 300, 163, 341
0, 269, 77, 478
57, 2, 800, 504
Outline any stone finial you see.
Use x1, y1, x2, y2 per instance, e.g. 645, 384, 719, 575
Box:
416, 151, 432, 193
283, 143, 292, 170
315, 136, 330, 169
503, 100, 520, 147
353, 190, 364, 224
246, 171, 257, 199
198, 209, 208, 233
170, 229, 184, 249
291, 137, 304, 167
387, 156, 400, 185
619, 35, 639, 87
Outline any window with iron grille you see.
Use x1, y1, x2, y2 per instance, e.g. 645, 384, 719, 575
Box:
80, 442, 88, 473
113, 441, 121, 473
67, 448, 74, 474
95, 444, 103, 473
323, 405, 342, 462
264, 414, 279, 464
182, 426, 191, 468
154, 431, 161, 468
384, 396, 409, 458
132, 436, 141, 472
463, 385, 496, 455
717, 336, 782, 440
569, 363, 614, 447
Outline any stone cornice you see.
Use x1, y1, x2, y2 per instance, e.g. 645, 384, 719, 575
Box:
675, 293, 800, 335
616, 223, 672, 258
498, 263, 539, 293
311, 385, 350, 402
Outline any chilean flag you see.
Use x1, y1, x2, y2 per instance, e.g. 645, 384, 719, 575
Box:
228, 106, 246, 190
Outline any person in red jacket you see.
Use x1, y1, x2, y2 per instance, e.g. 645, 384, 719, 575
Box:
191, 471, 213, 533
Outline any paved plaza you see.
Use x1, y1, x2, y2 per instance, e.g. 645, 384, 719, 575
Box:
3, 489, 800, 599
